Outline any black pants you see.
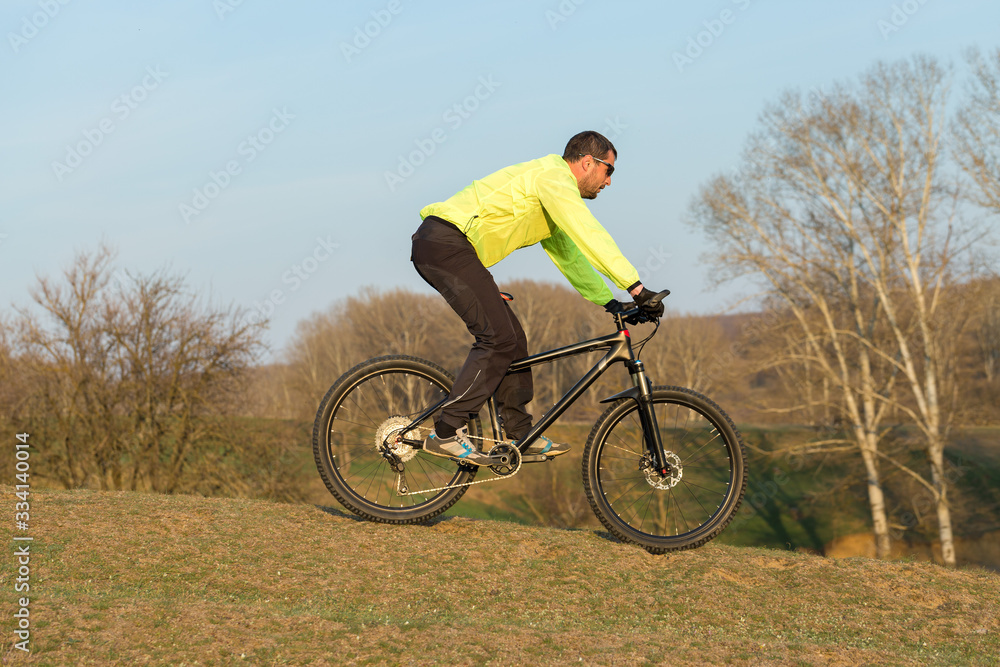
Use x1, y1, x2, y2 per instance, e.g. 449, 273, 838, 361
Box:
410, 216, 533, 439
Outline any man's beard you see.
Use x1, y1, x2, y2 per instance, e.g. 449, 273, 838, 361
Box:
581, 175, 602, 199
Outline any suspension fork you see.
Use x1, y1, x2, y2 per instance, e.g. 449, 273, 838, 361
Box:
628, 360, 670, 474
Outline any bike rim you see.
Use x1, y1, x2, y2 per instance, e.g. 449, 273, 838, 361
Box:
594, 399, 738, 542
325, 368, 468, 509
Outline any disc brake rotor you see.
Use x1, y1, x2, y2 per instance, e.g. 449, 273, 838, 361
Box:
642, 451, 683, 490
374, 416, 421, 462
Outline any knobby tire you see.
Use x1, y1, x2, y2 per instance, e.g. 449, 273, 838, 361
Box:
312, 355, 477, 524
582, 386, 747, 553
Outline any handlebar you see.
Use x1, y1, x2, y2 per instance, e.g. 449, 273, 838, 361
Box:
618, 289, 670, 326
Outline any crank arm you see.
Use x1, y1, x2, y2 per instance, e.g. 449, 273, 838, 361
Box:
441, 453, 513, 467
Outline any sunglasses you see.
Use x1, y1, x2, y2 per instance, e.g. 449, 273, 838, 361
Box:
579, 154, 614, 177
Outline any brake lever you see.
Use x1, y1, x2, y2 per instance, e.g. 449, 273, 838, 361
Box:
618, 288, 670, 326
623, 310, 647, 326
636, 289, 670, 323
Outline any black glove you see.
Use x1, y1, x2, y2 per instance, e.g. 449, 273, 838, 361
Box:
603, 299, 634, 315
633, 288, 665, 318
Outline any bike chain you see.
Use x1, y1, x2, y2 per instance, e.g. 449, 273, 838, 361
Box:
390, 427, 524, 496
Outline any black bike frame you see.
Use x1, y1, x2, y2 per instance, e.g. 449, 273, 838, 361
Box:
402, 314, 671, 472
494, 329, 632, 450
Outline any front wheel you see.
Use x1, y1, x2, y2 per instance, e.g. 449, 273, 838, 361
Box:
583, 386, 747, 553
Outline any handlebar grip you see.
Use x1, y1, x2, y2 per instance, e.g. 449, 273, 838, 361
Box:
619, 289, 670, 325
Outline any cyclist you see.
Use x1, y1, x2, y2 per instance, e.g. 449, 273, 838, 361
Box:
411, 130, 664, 465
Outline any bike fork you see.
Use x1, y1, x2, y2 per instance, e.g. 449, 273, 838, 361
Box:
628, 360, 670, 474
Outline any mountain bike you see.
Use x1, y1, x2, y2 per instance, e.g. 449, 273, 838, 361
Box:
312, 290, 748, 553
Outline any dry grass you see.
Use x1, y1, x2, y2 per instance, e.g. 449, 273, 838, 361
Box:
2, 487, 999, 665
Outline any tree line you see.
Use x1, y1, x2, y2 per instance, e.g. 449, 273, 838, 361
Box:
0, 245, 303, 500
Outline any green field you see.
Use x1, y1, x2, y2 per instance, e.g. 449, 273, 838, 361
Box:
2, 487, 999, 665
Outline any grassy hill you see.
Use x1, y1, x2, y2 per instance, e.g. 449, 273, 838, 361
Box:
296, 422, 1000, 571
2, 488, 999, 665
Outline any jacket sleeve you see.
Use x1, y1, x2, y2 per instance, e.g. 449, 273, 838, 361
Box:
540, 229, 614, 305
535, 173, 641, 294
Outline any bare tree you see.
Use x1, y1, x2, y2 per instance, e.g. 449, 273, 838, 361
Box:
0, 315, 20, 421
15, 245, 123, 488
103, 268, 264, 492
977, 284, 1000, 382
954, 48, 1000, 385
280, 307, 358, 420
690, 56, 976, 565
642, 311, 729, 394
11, 245, 266, 493
955, 48, 1000, 213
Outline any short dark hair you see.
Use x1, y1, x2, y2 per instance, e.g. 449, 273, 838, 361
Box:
562, 131, 617, 162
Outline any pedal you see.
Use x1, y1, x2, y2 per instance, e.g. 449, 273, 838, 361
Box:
447, 457, 493, 468
445, 453, 552, 466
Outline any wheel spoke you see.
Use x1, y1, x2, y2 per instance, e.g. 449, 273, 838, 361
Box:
587, 390, 746, 551
606, 477, 648, 509
314, 362, 477, 519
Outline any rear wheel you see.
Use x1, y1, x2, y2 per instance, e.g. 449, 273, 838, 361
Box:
583, 386, 747, 553
312, 355, 477, 523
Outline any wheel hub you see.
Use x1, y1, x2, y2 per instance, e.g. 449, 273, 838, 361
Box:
640, 451, 683, 490
374, 416, 420, 462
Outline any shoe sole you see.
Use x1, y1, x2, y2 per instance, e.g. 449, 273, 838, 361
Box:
422, 449, 492, 466
526, 448, 571, 457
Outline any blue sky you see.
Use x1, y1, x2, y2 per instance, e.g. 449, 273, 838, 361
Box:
2, 0, 998, 357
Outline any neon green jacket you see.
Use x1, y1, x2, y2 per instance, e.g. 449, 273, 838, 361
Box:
420, 154, 640, 305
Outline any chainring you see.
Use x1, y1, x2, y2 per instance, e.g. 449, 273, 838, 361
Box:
487, 443, 521, 476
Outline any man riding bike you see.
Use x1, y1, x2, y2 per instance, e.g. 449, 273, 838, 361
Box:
410, 130, 665, 466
